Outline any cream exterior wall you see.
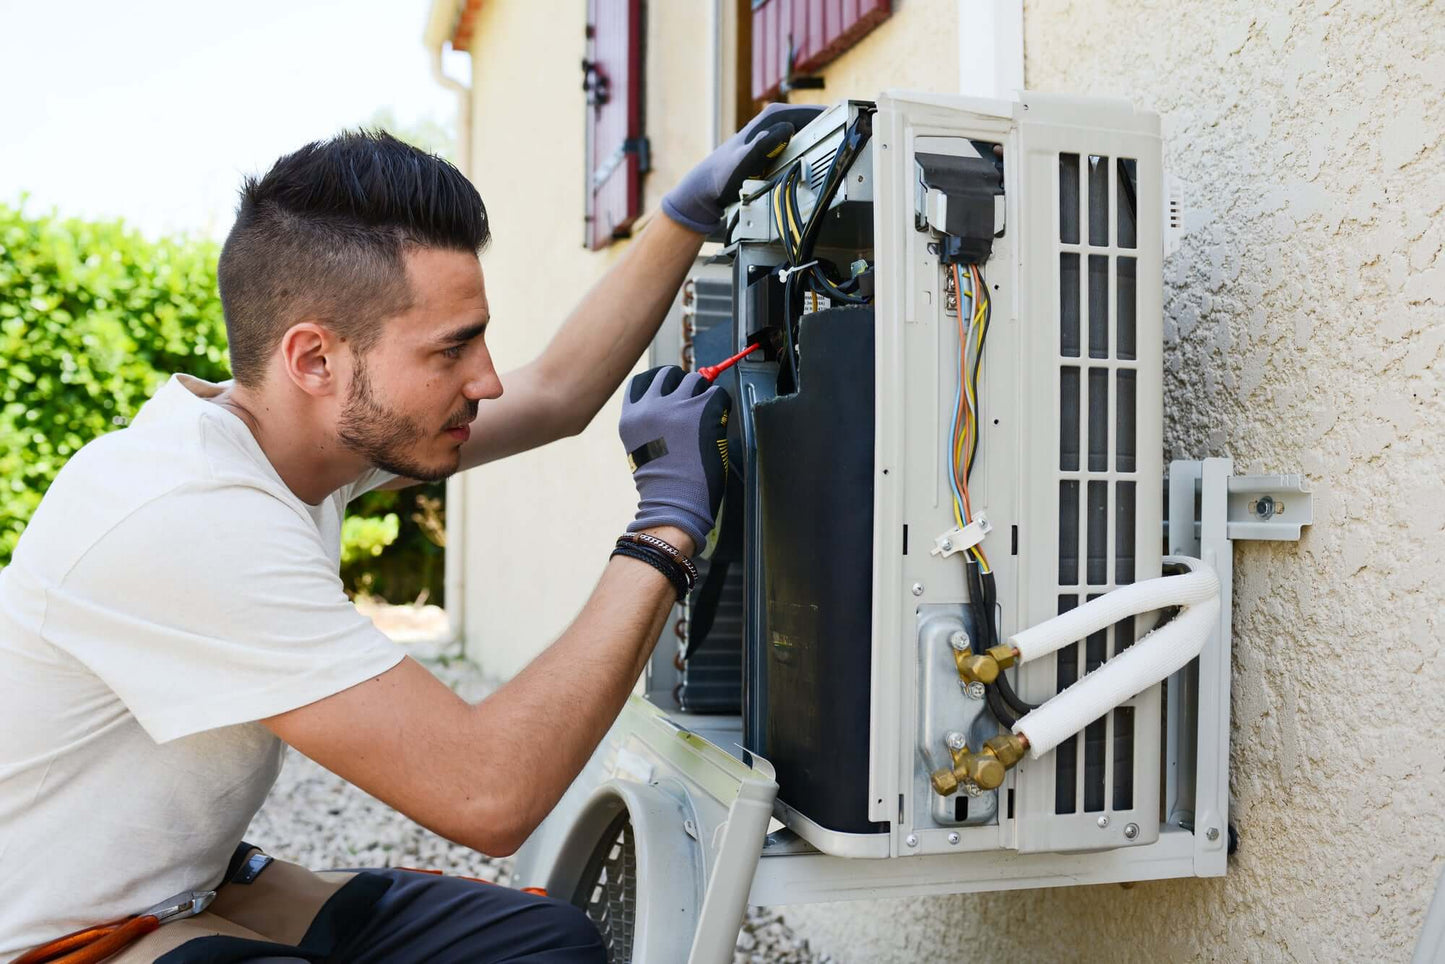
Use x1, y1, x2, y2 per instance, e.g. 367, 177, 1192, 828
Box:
455, 0, 711, 678
777, 1, 1445, 961
451, 0, 1444, 957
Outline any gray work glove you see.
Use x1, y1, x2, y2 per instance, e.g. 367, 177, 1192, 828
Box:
620, 366, 731, 551
661, 103, 825, 234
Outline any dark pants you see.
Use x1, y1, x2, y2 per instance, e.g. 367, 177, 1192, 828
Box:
146, 855, 606, 964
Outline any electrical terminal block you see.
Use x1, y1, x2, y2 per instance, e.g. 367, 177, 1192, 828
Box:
930, 514, 991, 558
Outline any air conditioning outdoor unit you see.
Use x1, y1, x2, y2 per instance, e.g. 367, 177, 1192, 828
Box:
514, 90, 1311, 964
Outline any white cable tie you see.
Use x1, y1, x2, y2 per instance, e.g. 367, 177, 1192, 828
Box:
777, 259, 819, 283
930, 514, 991, 558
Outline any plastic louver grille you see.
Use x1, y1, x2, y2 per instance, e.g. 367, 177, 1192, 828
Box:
1055, 152, 1141, 815
808, 151, 832, 192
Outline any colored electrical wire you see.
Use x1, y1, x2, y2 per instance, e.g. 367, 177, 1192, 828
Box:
942, 259, 1036, 722
947, 262, 991, 572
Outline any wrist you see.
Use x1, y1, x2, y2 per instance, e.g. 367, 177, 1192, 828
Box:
638, 525, 695, 558
659, 195, 719, 237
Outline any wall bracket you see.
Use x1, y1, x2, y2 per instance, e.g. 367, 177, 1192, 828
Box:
1165, 458, 1311, 876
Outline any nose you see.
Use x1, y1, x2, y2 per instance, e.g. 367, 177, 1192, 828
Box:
463, 344, 504, 402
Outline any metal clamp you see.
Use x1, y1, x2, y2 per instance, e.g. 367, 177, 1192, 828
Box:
144, 889, 216, 925
930, 514, 992, 558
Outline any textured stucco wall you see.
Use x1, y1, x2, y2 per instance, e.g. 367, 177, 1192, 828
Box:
779, 1, 1445, 961
455, 0, 1443, 955
457, 0, 710, 678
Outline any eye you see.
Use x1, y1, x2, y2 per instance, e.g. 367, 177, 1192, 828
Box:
441, 344, 465, 360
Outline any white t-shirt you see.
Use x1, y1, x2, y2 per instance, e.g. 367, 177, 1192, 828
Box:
0, 374, 406, 957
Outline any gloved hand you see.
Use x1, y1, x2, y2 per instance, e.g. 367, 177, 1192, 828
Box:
619, 366, 732, 552
661, 103, 825, 234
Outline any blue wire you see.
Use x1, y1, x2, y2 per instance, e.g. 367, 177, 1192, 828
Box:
947, 276, 973, 521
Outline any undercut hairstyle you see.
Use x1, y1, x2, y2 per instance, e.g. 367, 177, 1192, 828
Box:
218, 130, 489, 387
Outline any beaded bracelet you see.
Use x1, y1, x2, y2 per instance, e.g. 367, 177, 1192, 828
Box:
611, 541, 691, 601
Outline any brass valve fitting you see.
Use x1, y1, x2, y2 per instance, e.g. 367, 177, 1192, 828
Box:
930, 765, 961, 797
929, 741, 1008, 795
929, 732, 1030, 797
982, 733, 1028, 769
952, 643, 1019, 685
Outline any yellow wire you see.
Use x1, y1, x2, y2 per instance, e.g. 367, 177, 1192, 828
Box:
953, 263, 992, 574
944, 261, 994, 575
771, 184, 786, 249
784, 174, 802, 246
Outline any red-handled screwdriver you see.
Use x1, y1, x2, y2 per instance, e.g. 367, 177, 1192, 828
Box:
697, 343, 761, 382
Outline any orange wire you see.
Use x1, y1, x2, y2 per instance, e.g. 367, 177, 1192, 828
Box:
953, 261, 976, 523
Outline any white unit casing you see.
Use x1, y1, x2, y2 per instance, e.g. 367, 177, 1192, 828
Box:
512, 90, 1306, 964
866, 90, 1165, 858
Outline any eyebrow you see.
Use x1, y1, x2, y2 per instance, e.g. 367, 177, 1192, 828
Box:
436, 318, 489, 347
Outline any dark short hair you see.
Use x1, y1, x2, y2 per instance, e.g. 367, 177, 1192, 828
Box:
218, 130, 488, 387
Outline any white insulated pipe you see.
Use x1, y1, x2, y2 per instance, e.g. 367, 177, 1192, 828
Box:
1008, 558, 1219, 662
1009, 557, 1220, 759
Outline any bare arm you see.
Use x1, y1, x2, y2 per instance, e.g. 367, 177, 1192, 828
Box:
261, 524, 693, 856
455, 216, 705, 469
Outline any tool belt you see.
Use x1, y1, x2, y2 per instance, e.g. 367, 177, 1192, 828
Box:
8, 842, 274, 964
11, 845, 549, 964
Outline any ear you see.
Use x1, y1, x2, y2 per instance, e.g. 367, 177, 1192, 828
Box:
279, 321, 344, 398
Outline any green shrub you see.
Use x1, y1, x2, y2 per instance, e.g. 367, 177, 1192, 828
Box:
343, 483, 447, 603
0, 201, 445, 603
341, 512, 401, 566
0, 202, 231, 561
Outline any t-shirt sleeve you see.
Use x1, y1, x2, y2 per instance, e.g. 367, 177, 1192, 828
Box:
44, 482, 406, 744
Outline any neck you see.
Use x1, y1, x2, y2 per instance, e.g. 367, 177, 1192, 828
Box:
214, 383, 367, 506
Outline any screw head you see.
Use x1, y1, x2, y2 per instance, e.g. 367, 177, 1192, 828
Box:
949, 631, 970, 651
946, 731, 968, 751
911, 583, 925, 596
1097, 815, 1110, 829
1123, 823, 1139, 840
940, 538, 953, 551
947, 832, 961, 845
966, 681, 987, 700
905, 833, 919, 848
1205, 827, 1220, 841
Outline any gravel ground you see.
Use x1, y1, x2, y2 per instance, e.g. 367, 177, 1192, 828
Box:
246, 600, 830, 963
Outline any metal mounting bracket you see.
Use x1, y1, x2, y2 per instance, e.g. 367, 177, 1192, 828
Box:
1165, 466, 1314, 546
1165, 458, 1311, 876
1224, 473, 1313, 541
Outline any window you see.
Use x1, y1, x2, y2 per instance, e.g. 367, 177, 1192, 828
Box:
750, 0, 891, 102
584, 0, 647, 250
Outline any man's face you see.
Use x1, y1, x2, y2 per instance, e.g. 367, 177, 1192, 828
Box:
335, 247, 501, 481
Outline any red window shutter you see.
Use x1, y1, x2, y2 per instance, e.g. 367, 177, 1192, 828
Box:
584, 0, 646, 251
750, 0, 891, 103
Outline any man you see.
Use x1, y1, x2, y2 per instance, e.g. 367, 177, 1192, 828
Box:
0, 104, 819, 962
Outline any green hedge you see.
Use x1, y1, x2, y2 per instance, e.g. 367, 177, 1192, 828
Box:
0, 202, 443, 602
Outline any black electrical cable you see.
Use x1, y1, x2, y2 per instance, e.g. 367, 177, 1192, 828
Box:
796, 110, 873, 263
986, 678, 1020, 728
770, 111, 874, 391
778, 267, 801, 395
779, 165, 870, 308
983, 568, 1037, 715
965, 556, 1019, 728
807, 264, 870, 305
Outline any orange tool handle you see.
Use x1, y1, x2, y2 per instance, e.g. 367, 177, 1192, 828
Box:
10, 915, 160, 964
697, 343, 761, 382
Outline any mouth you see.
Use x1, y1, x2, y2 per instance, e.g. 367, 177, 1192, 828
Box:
446, 424, 471, 443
